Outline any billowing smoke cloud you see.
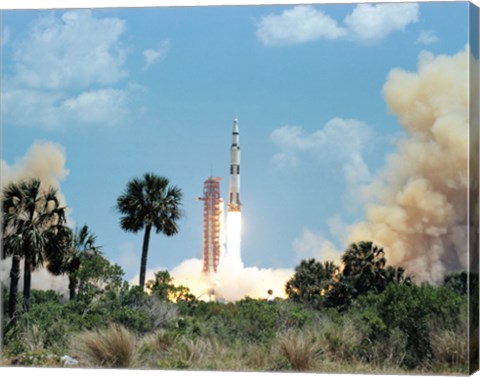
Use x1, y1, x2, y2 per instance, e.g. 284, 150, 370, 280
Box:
1, 141, 70, 295
1, 140, 69, 205
347, 48, 470, 284
172, 258, 293, 302
133, 258, 293, 302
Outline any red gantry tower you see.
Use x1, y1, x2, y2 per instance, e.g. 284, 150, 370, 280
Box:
197, 177, 224, 274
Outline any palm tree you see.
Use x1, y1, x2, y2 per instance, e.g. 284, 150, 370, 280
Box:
2, 231, 22, 323
342, 241, 387, 295
2, 178, 66, 314
45, 225, 102, 300
383, 265, 413, 288
116, 173, 183, 289
66, 225, 101, 300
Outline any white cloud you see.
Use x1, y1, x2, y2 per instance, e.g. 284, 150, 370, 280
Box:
293, 228, 341, 263
2, 87, 129, 128
2, 10, 135, 129
270, 118, 373, 207
344, 3, 419, 42
143, 40, 171, 70
62, 88, 129, 125
271, 151, 300, 170
256, 5, 346, 46
256, 3, 419, 46
416, 30, 439, 45
12, 10, 127, 90
270, 118, 373, 176
27, 12, 123, 87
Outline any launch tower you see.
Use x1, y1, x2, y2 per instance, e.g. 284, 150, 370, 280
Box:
198, 177, 224, 274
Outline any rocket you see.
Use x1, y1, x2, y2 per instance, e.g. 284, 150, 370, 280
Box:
228, 117, 241, 212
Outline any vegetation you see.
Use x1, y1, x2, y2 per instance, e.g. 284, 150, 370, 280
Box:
0, 177, 474, 374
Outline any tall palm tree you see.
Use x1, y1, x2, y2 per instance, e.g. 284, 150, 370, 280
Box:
116, 173, 183, 289
2, 178, 66, 314
2, 230, 22, 323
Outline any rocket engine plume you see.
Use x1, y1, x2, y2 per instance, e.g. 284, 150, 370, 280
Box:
347, 48, 470, 284
225, 211, 243, 269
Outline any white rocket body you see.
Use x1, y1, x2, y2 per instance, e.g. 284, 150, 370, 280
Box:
228, 117, 241, 212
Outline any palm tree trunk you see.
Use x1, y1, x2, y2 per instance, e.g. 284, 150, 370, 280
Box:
23, 246, 32, 312
8, 254, 20, 323
139, 224, 152, 289
69, 275, 77, 300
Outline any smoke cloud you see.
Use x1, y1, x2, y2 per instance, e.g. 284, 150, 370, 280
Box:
1, 140, 69, 205
347, 48, 470, 284
133, 257, 293, 302
171, 258, 293, 302
0, 256, 69, 298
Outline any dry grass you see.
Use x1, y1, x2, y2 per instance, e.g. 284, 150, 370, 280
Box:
276, 330, 321, 371
431, 329, 468, 366
178, 338, 208, 364
74, 323, 136, 367
243, 342, 272, 370
22, 323, 45, 353
139, 329, 179, 353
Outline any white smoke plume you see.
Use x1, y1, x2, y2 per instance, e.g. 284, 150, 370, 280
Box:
347, 47, 471, 284
133, 257, 294, 302
1, 141, 70, 295
171, 258, 293, 302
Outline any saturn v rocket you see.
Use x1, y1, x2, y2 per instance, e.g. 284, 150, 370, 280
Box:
228, 117, 241, 212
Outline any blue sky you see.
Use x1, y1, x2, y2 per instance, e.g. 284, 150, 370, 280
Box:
1, 2, 471, 281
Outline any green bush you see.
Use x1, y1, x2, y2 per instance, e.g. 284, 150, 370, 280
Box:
357, 283, 465, 369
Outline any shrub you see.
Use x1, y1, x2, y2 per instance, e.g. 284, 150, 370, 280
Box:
74, 323, 136, 367
276, 330, 321, 371
357, 283, 465, 369
3, 293, 70, 356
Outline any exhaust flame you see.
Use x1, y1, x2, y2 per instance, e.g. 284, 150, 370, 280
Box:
225, 211, 243, 269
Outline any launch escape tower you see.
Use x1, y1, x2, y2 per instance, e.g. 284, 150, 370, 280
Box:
198, 177, 224, 274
